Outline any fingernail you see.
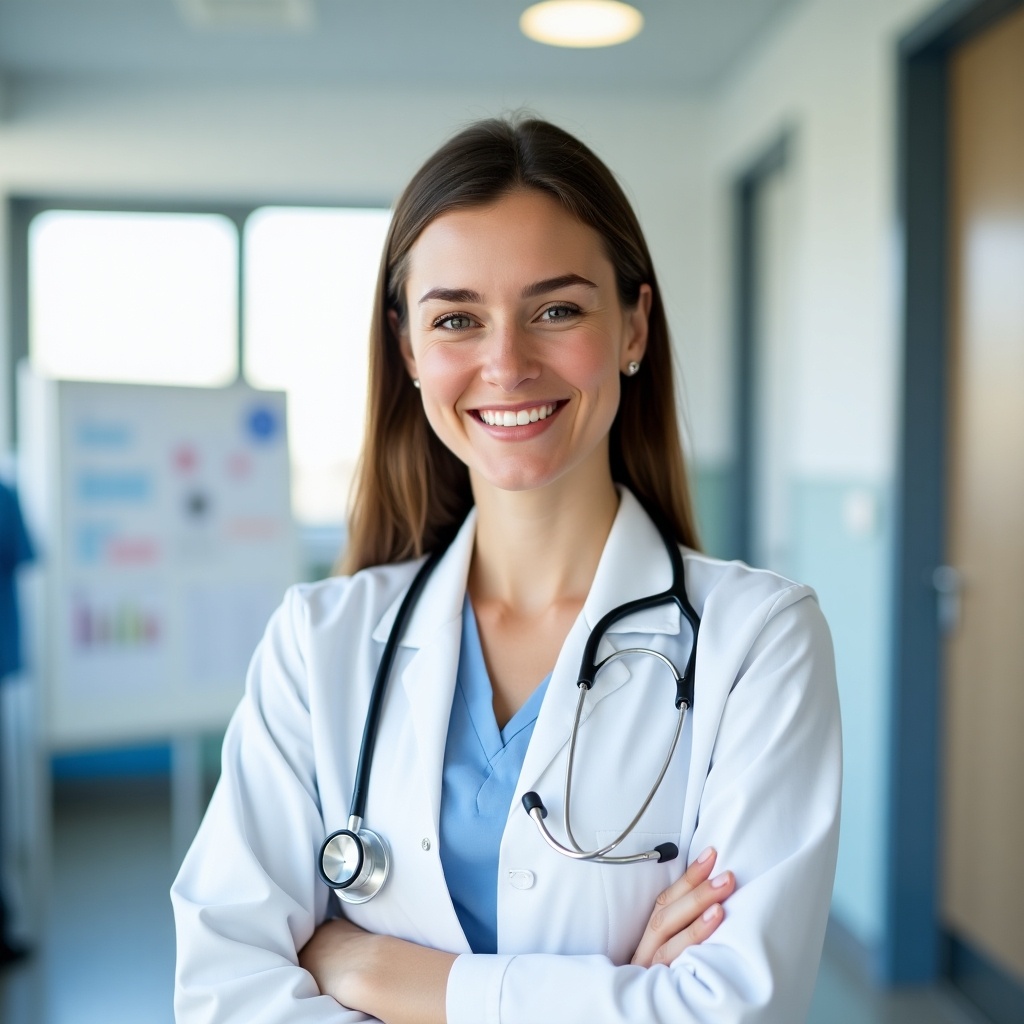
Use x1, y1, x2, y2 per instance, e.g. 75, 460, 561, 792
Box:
703, 904, 721, 922
711, 871, 731, 888
697, 846, 715, 864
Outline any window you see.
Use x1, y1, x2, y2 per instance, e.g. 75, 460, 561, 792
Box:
29, 210, 238, 386
244, 207, 390, 524
21, 202, 391, 527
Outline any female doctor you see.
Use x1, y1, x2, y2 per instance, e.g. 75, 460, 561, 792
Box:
172, 117, 841, 1023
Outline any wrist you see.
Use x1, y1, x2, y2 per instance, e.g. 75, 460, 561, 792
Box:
348, 932, 396, 1010
362, 935, 455, 1024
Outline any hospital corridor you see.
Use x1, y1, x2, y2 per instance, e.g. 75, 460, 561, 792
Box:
1, 0, 1023, 1021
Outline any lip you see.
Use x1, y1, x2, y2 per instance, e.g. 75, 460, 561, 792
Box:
468, 399, 568, 439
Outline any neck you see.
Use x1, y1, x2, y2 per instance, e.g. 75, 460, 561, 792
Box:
468, 466, 619, 615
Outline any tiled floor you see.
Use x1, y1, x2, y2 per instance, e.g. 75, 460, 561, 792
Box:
0, 779, 994, 1023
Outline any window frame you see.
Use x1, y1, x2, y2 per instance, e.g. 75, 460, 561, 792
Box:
6, 194, 393, 446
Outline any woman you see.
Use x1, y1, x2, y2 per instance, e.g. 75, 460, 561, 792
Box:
172, 117, 841, 1023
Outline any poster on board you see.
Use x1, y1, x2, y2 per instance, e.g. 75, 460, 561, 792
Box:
20, 373, 299, 749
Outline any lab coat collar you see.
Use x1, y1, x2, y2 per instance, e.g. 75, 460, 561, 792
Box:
581, 487, 681, 637
370, 489, 682, 646
366, 489, 686, 845
370, 508, 478, 647
514, 490, 684, 804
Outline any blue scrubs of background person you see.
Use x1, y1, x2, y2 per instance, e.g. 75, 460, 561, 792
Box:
0, 479, 35, 965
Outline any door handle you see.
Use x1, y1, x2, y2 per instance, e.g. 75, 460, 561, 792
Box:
932, 565, 964, 633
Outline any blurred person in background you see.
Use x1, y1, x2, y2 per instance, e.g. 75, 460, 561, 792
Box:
0, 478, 34, 966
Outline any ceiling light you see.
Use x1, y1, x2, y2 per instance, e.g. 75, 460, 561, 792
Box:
520, 1, 644, 49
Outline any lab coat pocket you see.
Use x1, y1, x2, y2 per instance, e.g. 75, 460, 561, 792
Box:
595, 828, 682, 966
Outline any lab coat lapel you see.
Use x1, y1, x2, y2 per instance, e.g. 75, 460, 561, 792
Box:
388, 512, 477, 835
516, 490, 681, 796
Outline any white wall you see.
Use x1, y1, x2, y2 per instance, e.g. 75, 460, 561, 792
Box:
695, 0, 948, 474
0, 80, 708, 455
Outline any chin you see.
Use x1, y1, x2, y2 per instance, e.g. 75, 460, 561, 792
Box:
471, 458, 583, 497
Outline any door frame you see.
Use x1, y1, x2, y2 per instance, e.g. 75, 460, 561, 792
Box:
730, 131, 791, 563
888, 0, 1023, 986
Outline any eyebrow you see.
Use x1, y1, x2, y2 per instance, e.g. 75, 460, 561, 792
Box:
522, 274, 598, 298
417, 274, 598, 306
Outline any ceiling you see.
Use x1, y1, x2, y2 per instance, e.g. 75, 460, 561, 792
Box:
0, 0, 803, 94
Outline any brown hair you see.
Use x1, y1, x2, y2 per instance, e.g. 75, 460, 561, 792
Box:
342, 116, 701, 573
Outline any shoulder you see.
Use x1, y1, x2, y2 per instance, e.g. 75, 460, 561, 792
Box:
245, 558, 426, 706
682, 549, 817, 620
277, 557, 426, 645
680, 549, 832, 685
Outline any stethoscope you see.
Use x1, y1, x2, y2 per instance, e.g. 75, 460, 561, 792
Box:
318, 512, 701, 904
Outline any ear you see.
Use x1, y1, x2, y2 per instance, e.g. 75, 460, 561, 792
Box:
389, 309, 418, 383
621, 283, 652, 369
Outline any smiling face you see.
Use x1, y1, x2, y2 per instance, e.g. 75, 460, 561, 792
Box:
394, 189, 650, 502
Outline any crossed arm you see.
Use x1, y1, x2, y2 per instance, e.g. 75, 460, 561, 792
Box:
298, 847, 736, 1024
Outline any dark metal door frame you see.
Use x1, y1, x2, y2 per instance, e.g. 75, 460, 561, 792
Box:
888, 0, 1023, 989
731, 131, 791, 563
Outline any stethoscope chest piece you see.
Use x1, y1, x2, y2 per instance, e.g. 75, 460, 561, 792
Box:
318, 819, 390, 904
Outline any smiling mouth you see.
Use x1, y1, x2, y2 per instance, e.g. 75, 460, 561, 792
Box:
475, 402, 562, 427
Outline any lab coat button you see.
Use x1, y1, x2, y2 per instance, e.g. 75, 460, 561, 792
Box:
508, 869, 535, 890
421, 838, 431, 851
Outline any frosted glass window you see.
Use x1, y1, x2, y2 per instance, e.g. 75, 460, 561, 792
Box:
244, 207, 390, 526
29, 211, 238, 386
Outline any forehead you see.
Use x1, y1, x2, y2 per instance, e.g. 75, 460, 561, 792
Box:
406, 190, 612, 286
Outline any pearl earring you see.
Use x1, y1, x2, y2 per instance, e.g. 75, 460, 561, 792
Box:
412, 379, 421, 390
626, 361, 640, 376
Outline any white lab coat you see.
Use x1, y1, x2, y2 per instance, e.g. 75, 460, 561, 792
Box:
172, 488, 841, 1023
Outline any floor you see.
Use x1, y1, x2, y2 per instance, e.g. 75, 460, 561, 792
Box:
0, 779, 994, 1024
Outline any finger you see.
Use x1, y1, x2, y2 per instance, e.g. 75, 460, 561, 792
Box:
651, 903, 726, 966
632, 852, 717, 967
650, 846, 717, 915
651, 870, 734, 940
632, 870, 735, 967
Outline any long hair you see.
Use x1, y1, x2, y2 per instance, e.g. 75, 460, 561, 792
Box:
342, 116, 701, 573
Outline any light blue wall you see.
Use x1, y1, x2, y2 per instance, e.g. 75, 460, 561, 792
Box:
691, 462, 735, 560
789, 478, 892, 950
693, 465, 893, 952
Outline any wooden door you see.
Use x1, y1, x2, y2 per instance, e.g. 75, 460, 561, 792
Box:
943, 3, 1024, 982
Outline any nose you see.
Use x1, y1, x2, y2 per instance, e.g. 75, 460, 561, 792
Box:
480, 322, 540, 392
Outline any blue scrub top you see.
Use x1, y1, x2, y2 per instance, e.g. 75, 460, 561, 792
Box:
438, 598, 550, 954
0, 481, 35, 681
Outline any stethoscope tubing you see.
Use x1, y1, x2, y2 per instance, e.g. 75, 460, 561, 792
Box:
347, 546, 445, 823
322, 502, 701, 896
564, 652, 688, 857
522, 652, 688, 864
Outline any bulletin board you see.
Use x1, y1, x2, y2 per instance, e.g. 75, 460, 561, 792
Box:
19, 373, 299, 749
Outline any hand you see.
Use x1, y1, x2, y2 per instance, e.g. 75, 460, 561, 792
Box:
299, 916, 379, 1007
630, 846, 736, 967
299, 916, 455, 1024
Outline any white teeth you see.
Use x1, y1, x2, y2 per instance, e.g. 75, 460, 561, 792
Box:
479, 403, 556, 427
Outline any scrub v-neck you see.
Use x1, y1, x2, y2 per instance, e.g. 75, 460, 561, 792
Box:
438, 596, 551, 954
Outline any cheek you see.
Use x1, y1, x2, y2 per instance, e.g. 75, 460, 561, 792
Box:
418, 346, 471, 402
415, 347, 474, 444
560, 340, 621, 407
